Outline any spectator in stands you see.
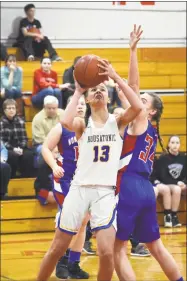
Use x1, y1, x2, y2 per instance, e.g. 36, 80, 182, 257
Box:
0, 141, 11, 199
16, 3, 62, 61
62, 56, 81, 108
32, 57, 70, 108
151, 135, 186, 228
0, 99, 35, 178
104, 77, 121, 109
0, 54, 23, 115
34, 146, 59, 205
0, 43, 8, 61
32, 95, 64, 158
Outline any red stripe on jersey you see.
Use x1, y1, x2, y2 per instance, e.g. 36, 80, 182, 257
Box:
54, 191, 65, 206
121, 135, 137, 157
116, 166, 127, 195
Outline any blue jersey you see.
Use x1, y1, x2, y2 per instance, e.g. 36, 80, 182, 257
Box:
57, 126, 78, 181
118, 121, 158, 180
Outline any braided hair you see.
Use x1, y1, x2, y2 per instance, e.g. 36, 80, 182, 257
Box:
147, 92, 166, 152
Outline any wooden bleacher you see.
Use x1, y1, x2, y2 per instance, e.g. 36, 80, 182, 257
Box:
0, 47, 186, 234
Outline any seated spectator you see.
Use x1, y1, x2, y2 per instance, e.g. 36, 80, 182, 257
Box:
34, 147, 59, 205
104, 77, 121, 109
32, 57, 70, 108
0, 54, 23, 115
32, 95, 64, 159
0, 141, 11, 199
62, 56, 81, 108
0, 99, 35, 178
151, 135, 186, 228
16, 3, 62, 61
0, 43, 8, 61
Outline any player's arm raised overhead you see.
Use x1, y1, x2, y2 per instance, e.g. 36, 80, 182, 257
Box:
61, 81, 86, 139
98, 59, 144, 126
128, 24, 143, 95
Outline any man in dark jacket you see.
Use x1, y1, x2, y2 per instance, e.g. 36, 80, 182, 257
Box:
62, 56, 81, 108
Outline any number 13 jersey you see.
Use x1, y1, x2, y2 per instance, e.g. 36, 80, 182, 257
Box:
72, 114, 123, 186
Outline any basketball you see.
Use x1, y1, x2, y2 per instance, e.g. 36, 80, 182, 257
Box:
74, 55, 108, 88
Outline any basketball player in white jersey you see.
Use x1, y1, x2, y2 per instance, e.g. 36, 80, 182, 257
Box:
37, 60, 144, 281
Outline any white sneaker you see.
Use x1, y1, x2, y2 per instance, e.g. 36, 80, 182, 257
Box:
28, 55, 34, 61
164, 214, 172, 228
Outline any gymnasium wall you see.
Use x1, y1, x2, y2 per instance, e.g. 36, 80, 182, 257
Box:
1, 1, 186, 48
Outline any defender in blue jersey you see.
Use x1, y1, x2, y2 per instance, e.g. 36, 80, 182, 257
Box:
41, 96, 92, 280
114, 25, 184, 281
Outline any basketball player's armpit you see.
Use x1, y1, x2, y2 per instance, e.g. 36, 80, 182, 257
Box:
120, 106, 143, 126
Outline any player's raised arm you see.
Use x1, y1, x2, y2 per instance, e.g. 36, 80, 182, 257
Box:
98, 59, 144, 125
61, 80, 86, 137
128, 24, 143, 95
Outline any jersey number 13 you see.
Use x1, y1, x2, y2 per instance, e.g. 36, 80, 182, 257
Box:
93, 145, 110, 162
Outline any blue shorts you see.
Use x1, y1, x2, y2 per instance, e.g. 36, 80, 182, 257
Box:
116, 173, 160, 243
53, 179, 71, 209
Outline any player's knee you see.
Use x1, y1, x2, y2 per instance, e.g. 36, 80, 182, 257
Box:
172, 185, 181, 195
97, 246, 113, 261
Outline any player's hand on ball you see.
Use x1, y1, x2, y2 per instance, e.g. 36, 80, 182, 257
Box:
74, 74, 88, 95
97, 59, 117, 80
129, 24, 143, 50
52, 164, 64, 178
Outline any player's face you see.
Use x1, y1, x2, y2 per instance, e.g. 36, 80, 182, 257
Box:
168, 136, 180, 153
44, 103, 58, 117
87, 84, 108, 107
113, 107, 125, 119
41, 58, 52, 72
76, 96, 86, 118
140, 93, 157, 119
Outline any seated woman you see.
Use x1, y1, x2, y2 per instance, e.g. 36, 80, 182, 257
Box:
152, 135, 186, 228
32, 57, 70, 109
0, 54, 23, 115
0, 141, 11, 199
0, 99, 35, 178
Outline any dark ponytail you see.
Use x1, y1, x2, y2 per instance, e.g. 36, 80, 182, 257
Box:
84, 91, 91, 126
147, 92, 167, 153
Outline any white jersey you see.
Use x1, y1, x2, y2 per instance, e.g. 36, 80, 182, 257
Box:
72, 114, 123, 186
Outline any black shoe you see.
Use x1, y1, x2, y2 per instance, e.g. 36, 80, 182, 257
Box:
68, 261, 89, 279
131, 244, 151, 257
56, 256, 69, 279
164, 214, 172, 228
172, 215, 182, 227
83, 241, 96, 255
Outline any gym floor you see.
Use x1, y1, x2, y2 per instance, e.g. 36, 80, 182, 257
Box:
1, 226, 186, 281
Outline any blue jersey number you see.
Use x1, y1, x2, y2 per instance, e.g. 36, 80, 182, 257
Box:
93, 145, 110, 162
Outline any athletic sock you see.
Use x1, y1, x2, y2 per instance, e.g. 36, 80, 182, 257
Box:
171, 211, 177, 217
164, 209, 171, 215
129, 235, 139, 248
176, 277, 184, 281
69, 251, 81, 264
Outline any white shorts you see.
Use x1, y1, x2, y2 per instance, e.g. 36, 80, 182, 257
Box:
57, 185, 117, 235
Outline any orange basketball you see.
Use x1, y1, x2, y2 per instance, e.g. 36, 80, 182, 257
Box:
29, 27, 41, 34
74, 55, 108, 88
